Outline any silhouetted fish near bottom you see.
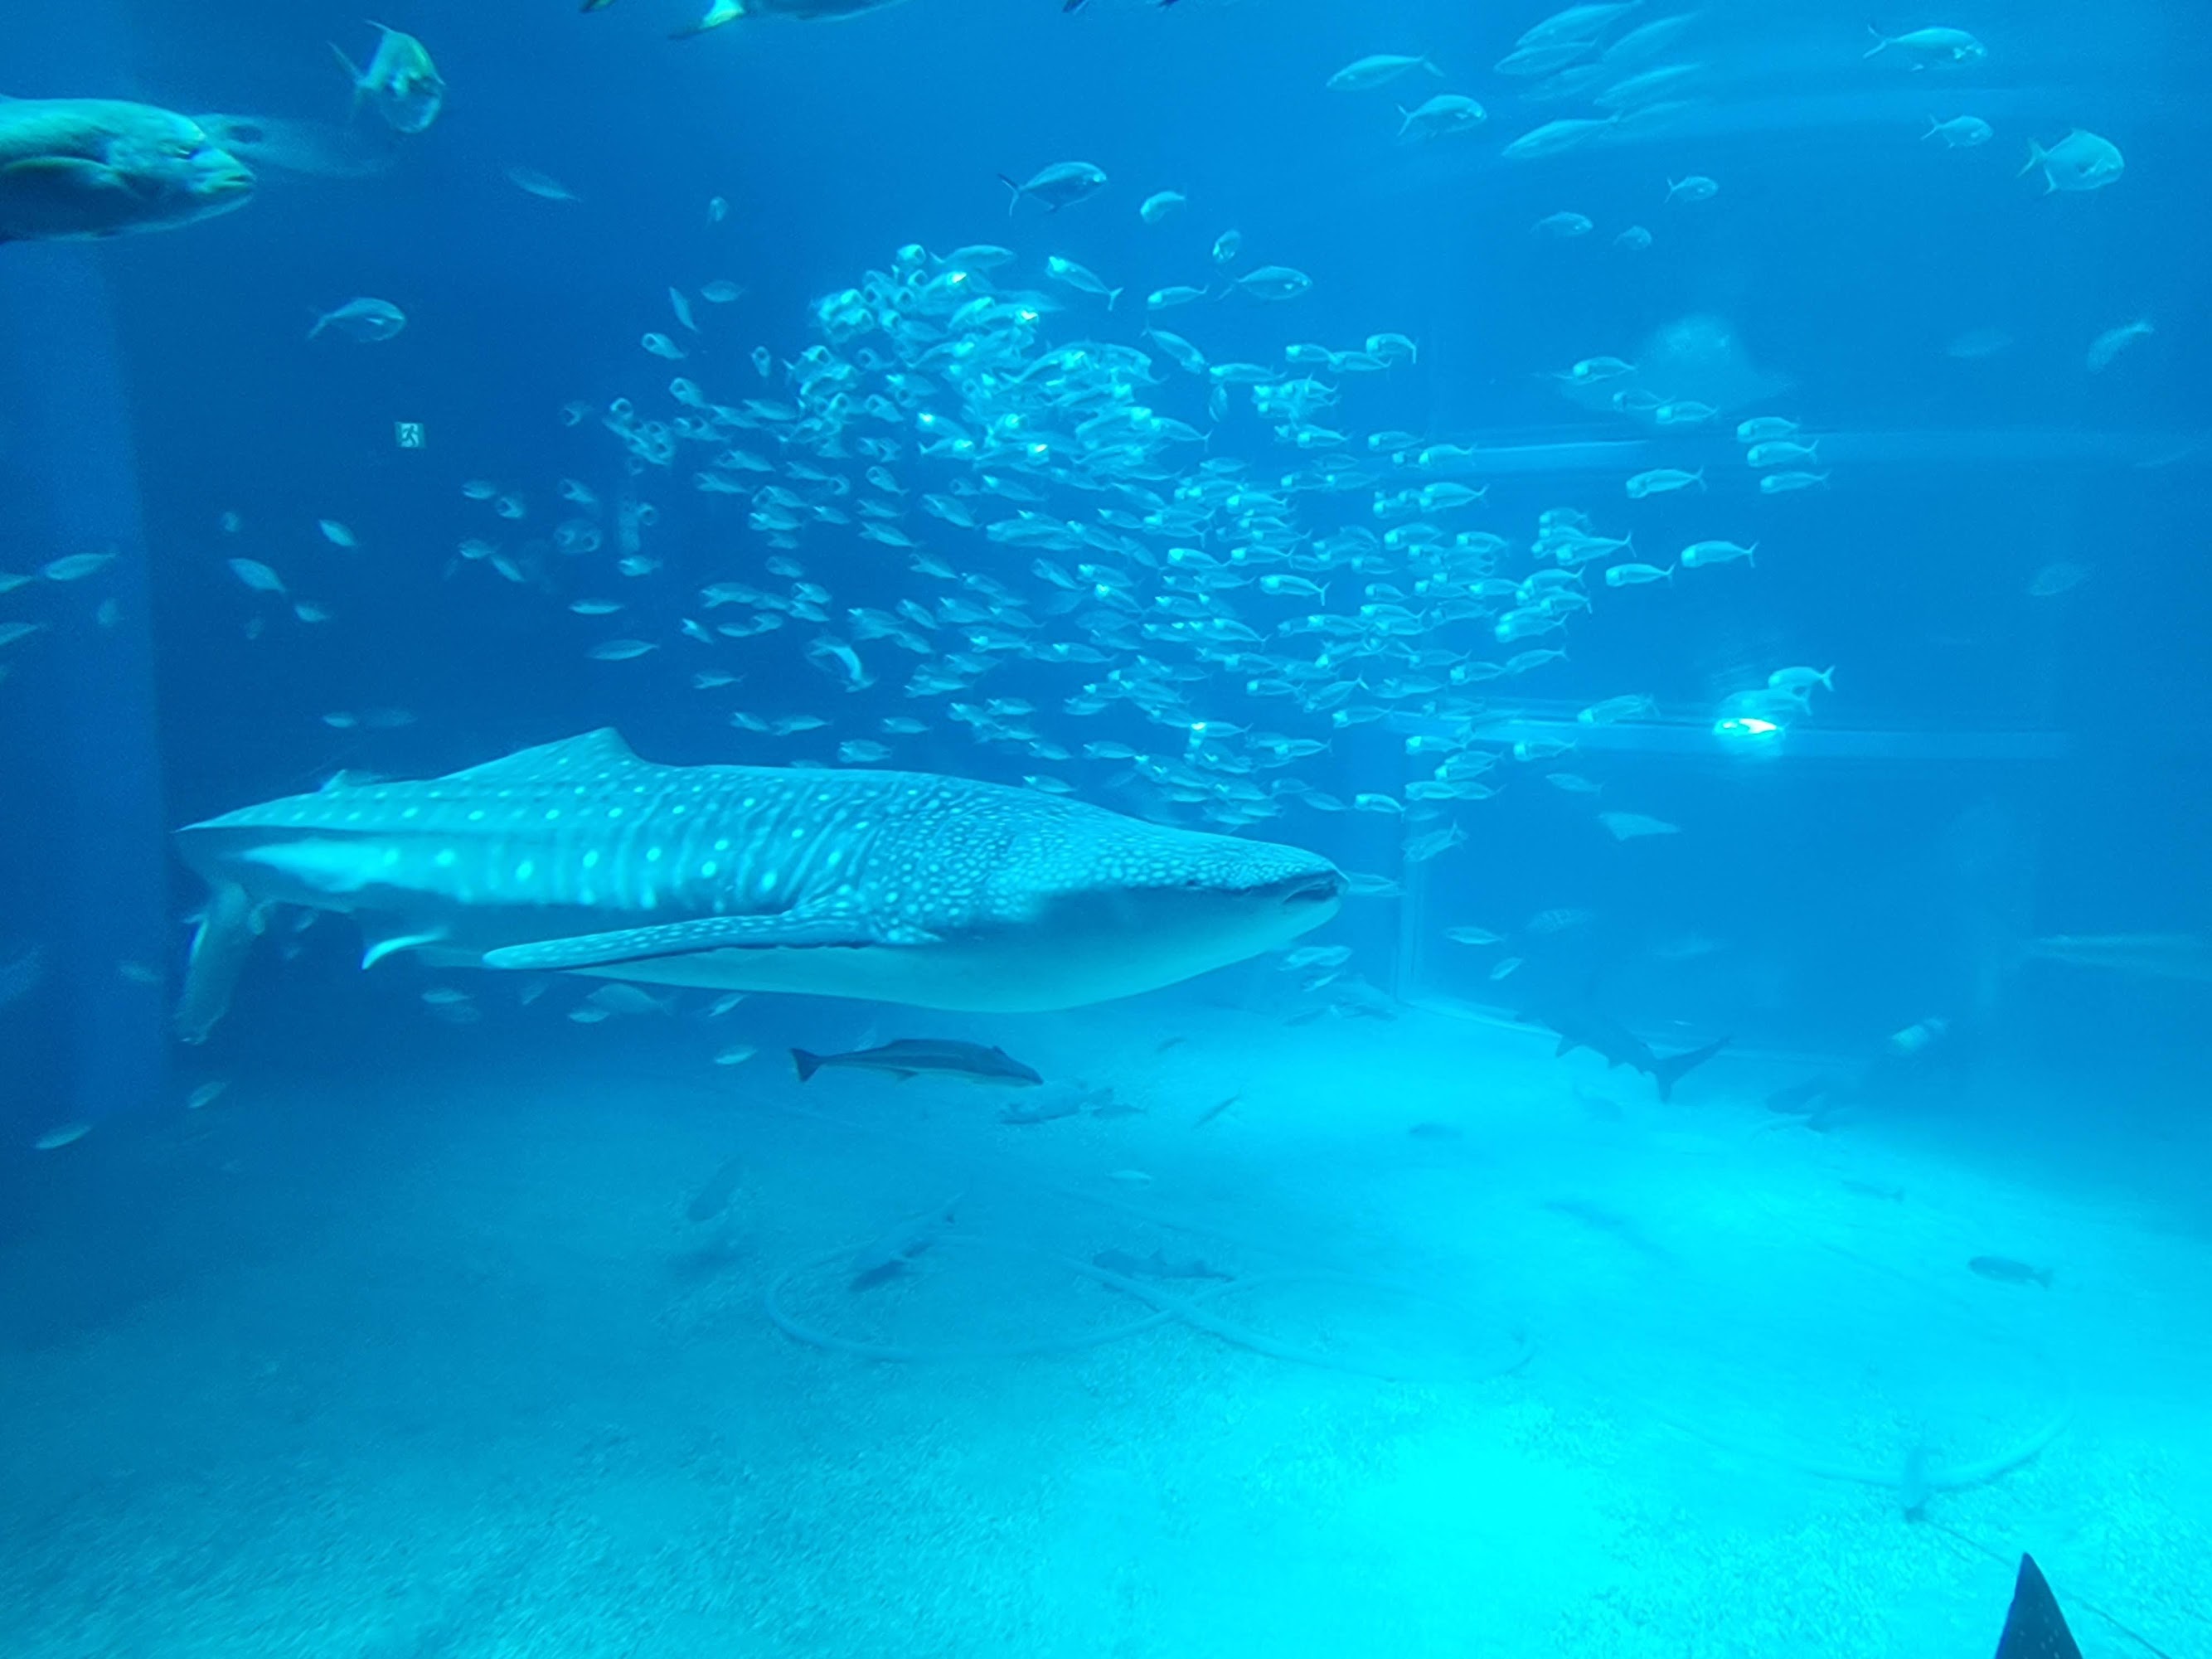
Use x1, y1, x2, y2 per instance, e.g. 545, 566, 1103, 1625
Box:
1526, 987, 1729, 1103
793, 1039, 1043, 1086
851, 1194, 959, 1285
1970, 1255, 2054, 1289
686, 1152, 745, 1224
1091, 1249, 1229, 1281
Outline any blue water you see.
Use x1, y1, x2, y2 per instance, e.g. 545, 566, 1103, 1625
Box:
2, 2, 2209, 1654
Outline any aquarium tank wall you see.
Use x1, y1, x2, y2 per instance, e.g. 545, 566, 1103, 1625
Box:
1, 2, 2206, 1656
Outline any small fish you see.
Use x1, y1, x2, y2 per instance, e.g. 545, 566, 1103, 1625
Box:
1000, 1089, 1084, 1126
998, 161, 1108, 215
1138, 189, 1187, 223
1210, 229, 1242, 264
318, 520, 357, 548
1681, 539, 1756, 569
686, 1152, 746, 1225
1968, 1255, 2054, 1289
1863, 25, 1986, 67
1328, 53, 1443, 91
711, 1044, 758, 1067
1045, 255, 1122, 308
333, 23, 446, 135
227, 557, 286, 595
1579, 693, 1657, 725
1665, 175, 1719, 202
2086, 318, 2153, 372
1398, 95, 1487, 142
1534, 211, 1595, 238
586, 638, 657, 662
1488, 956, 1526, 981
700, 279, 745, 303
1768, 666, 1834, 695
2020, 129, 2124, 194
1625, 467, 1704, 498
668, 286, 700, 332
42, 551, 116, 582
1403, 822, 1465, 862
1598, 811, 1681, 841
1090, 1248, 1230, 1281
1445, 927, 1505, 946
587, 983, 668, 1017
32, 1122, 93, 1151
507, 167, 580, 202
2027, 561, 2088, 598
849, 1194, 961, 1283
791, 1039, 1044, 1087
308, 297, 405, 342
1923, 114, 1993, 148
1190, 1093, 1241, 1128
185, 1079, 230, 1111
1758, 470, 1830, 495
641, 332, 686, 360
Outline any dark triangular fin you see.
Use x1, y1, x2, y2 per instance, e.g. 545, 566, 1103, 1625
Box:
1996, 1555, 2081, 1659
1652, 1036, 1730, 1103
791, 1049, 823, 1084
444, 728, 640, 783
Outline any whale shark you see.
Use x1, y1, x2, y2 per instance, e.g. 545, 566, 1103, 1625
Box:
172, 729, 1344, 1041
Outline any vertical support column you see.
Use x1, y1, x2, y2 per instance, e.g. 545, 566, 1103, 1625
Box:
0, 0, 174, 1133
0, 244, 172, 1133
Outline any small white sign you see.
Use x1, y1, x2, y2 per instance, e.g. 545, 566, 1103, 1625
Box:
395, 421, 426, 450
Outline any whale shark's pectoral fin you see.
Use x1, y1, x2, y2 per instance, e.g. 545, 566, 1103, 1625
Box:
361, 928, 449, 970
481, 910, 934, 974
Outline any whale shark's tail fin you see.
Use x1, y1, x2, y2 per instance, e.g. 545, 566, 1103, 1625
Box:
1652, 1036, 1730, 1103
1995, 1555, 2080, 1659
175, 880, 264, 1045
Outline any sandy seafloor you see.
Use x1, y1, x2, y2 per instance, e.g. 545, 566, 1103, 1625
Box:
2, 985, 2207, 1659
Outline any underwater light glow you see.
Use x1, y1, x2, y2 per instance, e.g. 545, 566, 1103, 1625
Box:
1714, 714, 1787, 753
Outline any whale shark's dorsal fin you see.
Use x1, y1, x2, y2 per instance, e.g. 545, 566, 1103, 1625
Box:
444, 729, 641, 783
1995, 1555, 2080, 1659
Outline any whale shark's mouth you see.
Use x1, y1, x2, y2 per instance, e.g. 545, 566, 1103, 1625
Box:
1278, 872, 1345, 909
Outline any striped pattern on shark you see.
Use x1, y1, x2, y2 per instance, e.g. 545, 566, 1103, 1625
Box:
172, 729, 1342, 1040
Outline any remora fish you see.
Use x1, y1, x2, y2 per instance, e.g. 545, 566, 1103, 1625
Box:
791, 1039, 1042, 1086
1526, 987, 1729, 1102
172, 729, 1341, 1040
0, 98, 255, 243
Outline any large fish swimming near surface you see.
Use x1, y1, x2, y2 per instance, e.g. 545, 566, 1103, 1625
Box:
580, 0, 913, 37
172, 729, 1343, 1041
0, 97, 255, 243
